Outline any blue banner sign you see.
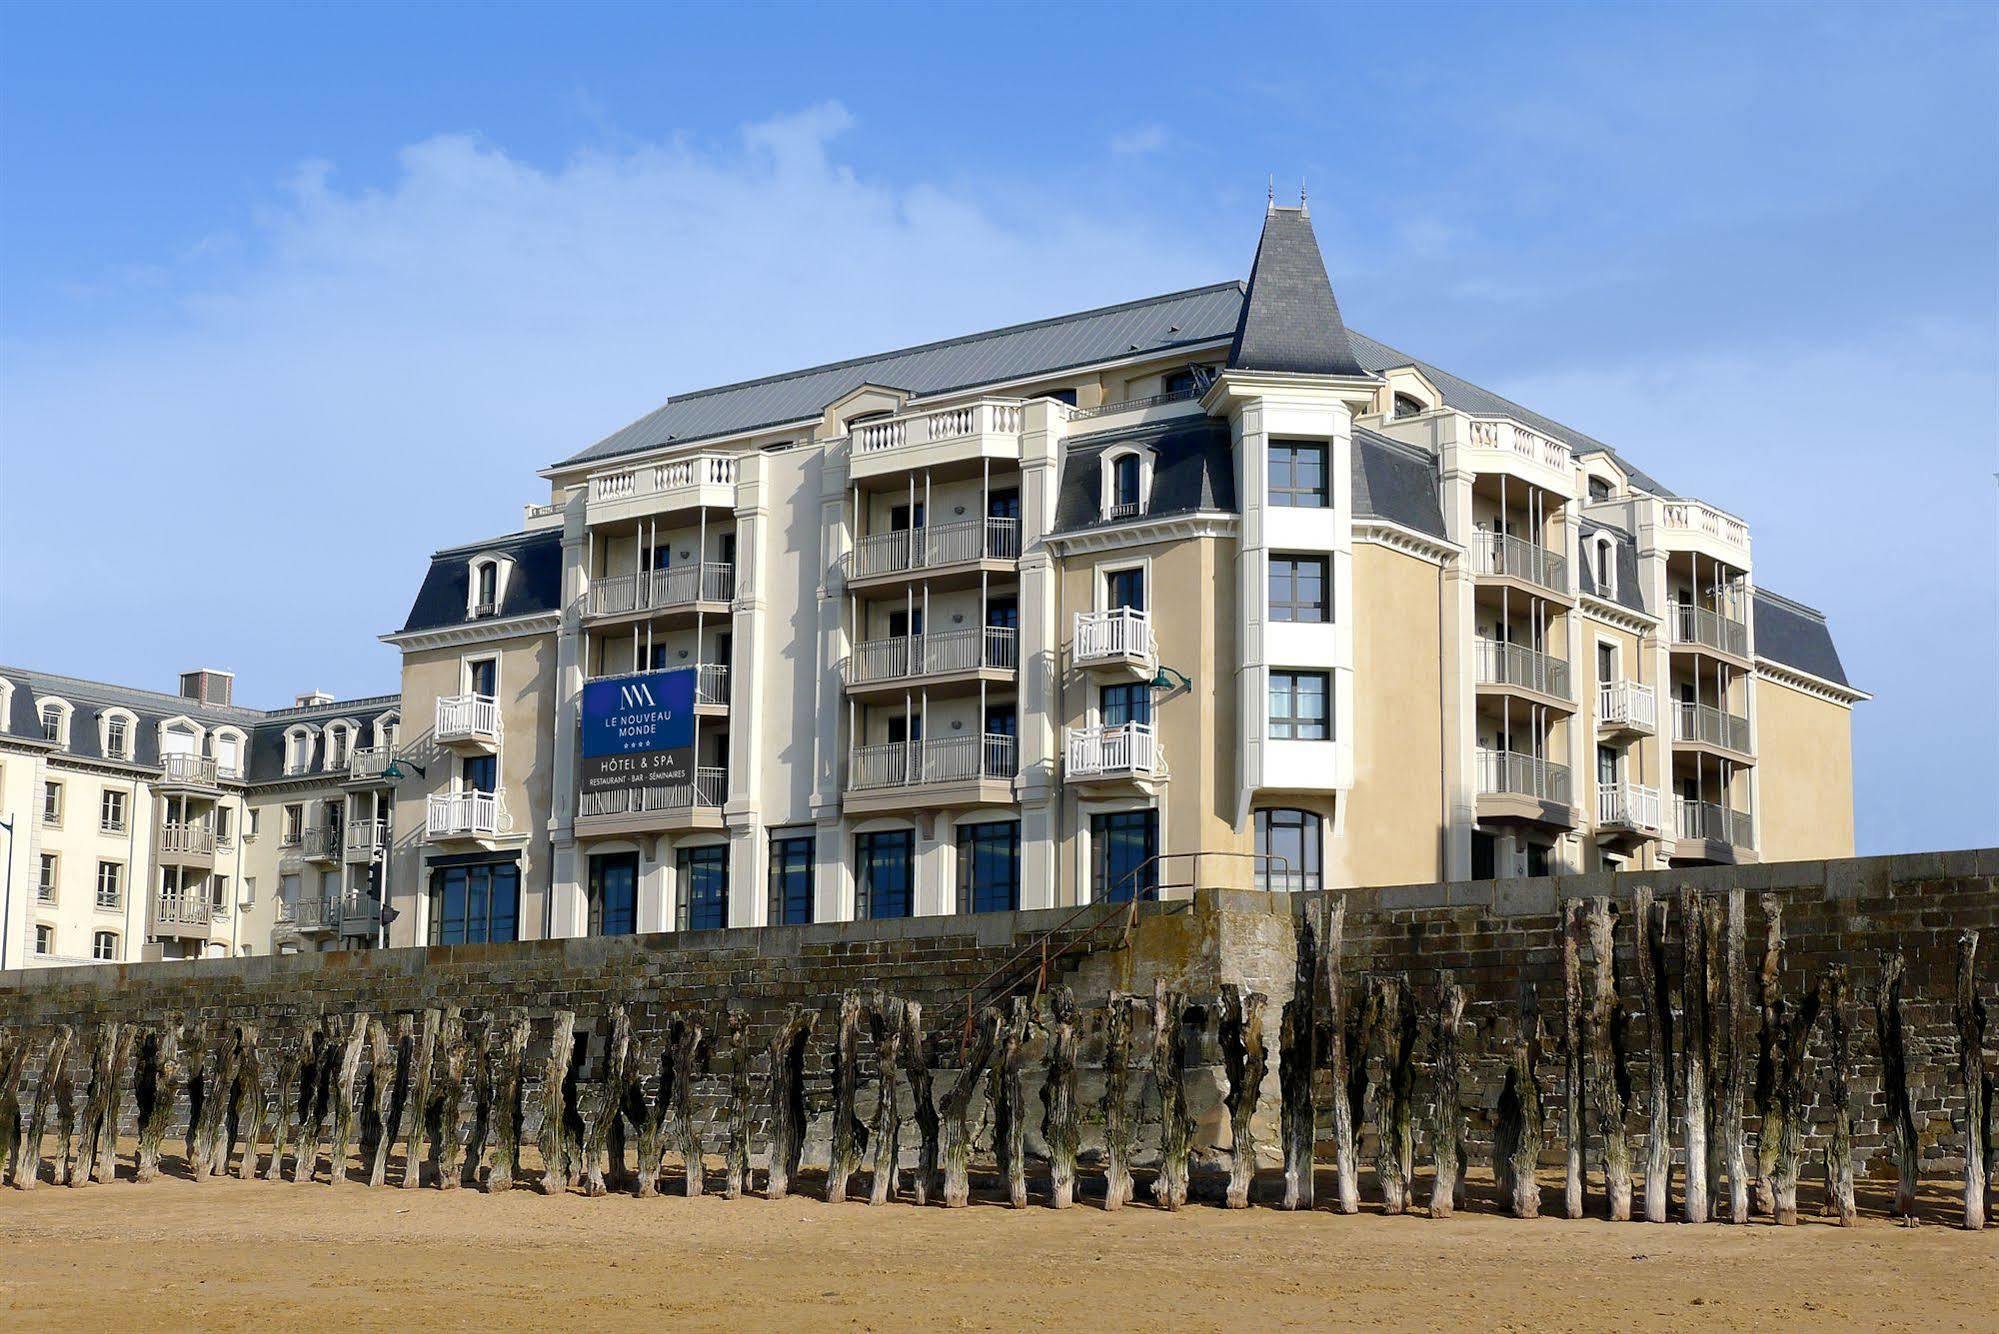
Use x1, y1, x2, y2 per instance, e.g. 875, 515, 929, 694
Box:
579, 668, 696, 797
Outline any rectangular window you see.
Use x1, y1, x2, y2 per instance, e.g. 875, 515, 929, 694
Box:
1597, 641, 1617, 685
1269, 555, 1330, 623
281, 873, 301, 910
105, 717, 129, 759
676, 844, 729, 932
426, 862, 520, 946
956, 821, 1020, 914
92, 931, 117, 962
41, 707, 62, 743
38, 853, 57, 902
768, 833, 815, 926
1269, 442, 1330, 508
243, 876, 256, 908
1100, 682, 1152, 728
1471, 831, 1497, 880
100, 789, 127, 833
247, 809, 261, 839
855, 829, 915, 920
95, 861, 123, 910
1597, 745, 1620, 791
589, 851, 640, 936
463, 754, 498, 795
282, 804, 303, 844
1254, 808, 1323, 892
467, 658, 498, 699
1525, 842, 1552, 878
42, 781, 62, 825
1091, 809, 1158, 903
1104, 566, 1146, 613
214, 806, 231, 842
1268, 670, 1331, 740
35, 924, 53, 956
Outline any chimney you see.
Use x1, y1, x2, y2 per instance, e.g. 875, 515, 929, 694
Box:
295, 690, 334, 708
179, 669, 235, 707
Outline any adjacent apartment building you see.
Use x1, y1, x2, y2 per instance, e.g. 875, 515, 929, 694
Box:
0, 203, 1865, 965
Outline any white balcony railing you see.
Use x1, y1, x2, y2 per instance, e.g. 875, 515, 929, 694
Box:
1598, 681, 1658, 731
1466, 417, 1573, 473
158, 753, 218, 788
844, 626, 1018, 687
1674, 798, 1755, 850
850, 399, 1024, 456
348, 746, 395, 780
586, 562, 735, 617
577, 766, 728, 819
1597, 781, 1663, 835
1475, 749, 1572, 806
1669, 603, 1750, 658
158, 823, 216, 857
1471, 530, 1568, 595
1074, 608, 1154, 666
1474, 638, 1572, 700
427, 791, 510, 839
848, 734, 1018, 792
1065, 722, 1159, 780
1661, 499, 1750, 555
590, 453, 737, 505
345, 818, 389, 856
152, 893, 224, 928
845, 517, 1021, 581
435, 693, 501, 745
696, 662, 731, 706
1673, 701, 1752, 755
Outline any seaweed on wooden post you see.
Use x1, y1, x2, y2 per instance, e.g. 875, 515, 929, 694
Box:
196, 1022, 244, 1180
227, 1024, 261, 1182
1219, 984, 1268, 1210
484, 1011, 529, 1193
672, 1012, 708, 1197
401, 1009, 440, 1189
1585, 897, 1632, 1222
1721, 889, 1750, 1225
1677, 887, 1710, 1223
537, 1010, 577, 1195
1390, 977, 1419, 1213
69, 1022, 117, 1188
374, 1013, 414, 1188
1822, 965, 1855, 1226
1633, 889, 1671, 1223
1101, 995, 1140, 1211
181, 1021, 212, 1176
295, 1017, 340, 1184
1280, 902, 1320, 1212
1769, 974, 1825, 1225
867, 993, 906, 1206
0, 1033, 28, 1184
1560, 899, 1585, 1219
899, 1000, 940, 1206
601, 1004, 638, 1193
364, 1017, 399, 1187
939, 1005, 999, 1208
13, 1026, 73, 1190
430, 1007, 468, 1191
1430, 972, 1466, 1219
135, 1022, 181, 1184
1039, 988, 1081, 1209
826, 991, 867, 1203
992, 995, 1032, 1209
1873, 950, 1919, 1218
327, 1012, 371, 1185
463, 1020, 497, 1191
1150, 982, 1192, 1211
1752, 893, 1784, 1218
1493, 977, 1543, 1219
1366, 978, 1406, 1214
720, 1007, 754, 1200
265, 1026, 311, 1182
1956, 930, 1988, 1231
631, 1032, 670, 1199
765, 1007, 818, 1201
1700, 895, 1729, 1211
1319, 896, 1358, 1215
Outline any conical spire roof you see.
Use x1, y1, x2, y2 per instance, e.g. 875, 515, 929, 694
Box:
1226, 205, 1367, 377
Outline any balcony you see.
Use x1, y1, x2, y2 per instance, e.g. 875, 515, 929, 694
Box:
844, 517, 1020, 591
1673, 798, 1756, 863
427, 791, 512, 841
156, 822, 217, 867
1073, 608, 1155, 675
1669, 603, 1750, 662
1065, 722, 1161, 785
339, 893, 381, 937
586, 453, 738, 527
1474, 749, 1575, 827
1471, 531, 1570, 600
585, 562, 735, 624
1597, 781, 1664, 837
576, 767, 726, 836
845, 734, 1017, 814
1672, 701, 1753, 759
843, 626, 1018, 695
435, 693, 501, 751
157, 753, 220, 792
1462, 415, 1575, 494
1597, 681, 1657, 735
696, 663, 731, 711
344, 818, 389, 863
848, 399, 1025, 483
347, 746, 396, 783
150, 891, 226, 941
1659, 498, 1751, 566
1474, 639, 1573, 707
275, 896, 340, 936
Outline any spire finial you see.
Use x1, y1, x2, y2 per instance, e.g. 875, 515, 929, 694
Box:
1267, 175, 1275, 211
1300, 177, 1308, 214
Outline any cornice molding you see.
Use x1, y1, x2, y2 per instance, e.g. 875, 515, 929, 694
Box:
1045, 511, 1238, 556
1579, 594, 1657, 636
381, 611, 561, 652
1352, 519, 1459, 566
1756, 659, 1870, 707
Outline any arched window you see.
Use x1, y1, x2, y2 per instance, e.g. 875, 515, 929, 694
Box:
475, 561, 498, 614
324, 723, 353, 771
1255, 808, 1323, 893
1393, 392, 1426, 419
284, 727, 315, 776
1104, 448, 1149, 521
1593, 535, 1618, 598
101, 710, 135, 760
92, 931, 118, 962
38, 698, 70, 747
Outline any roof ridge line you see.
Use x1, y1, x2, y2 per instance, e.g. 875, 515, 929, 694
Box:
1753, 587, 1829, 622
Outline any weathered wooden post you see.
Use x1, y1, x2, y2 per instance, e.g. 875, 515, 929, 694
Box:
264, 1027, 307, 1182
631, 1032, 670, 1199
463, 1020, 497, 1191
1320, 897, 1358, 1215
364, 1017, 399, 1187
13, 1026, 73, 1190
600, 1004, 638, 1192
181, 1021, 212, 1176
1823, 965, 1855, 1226
1219, 984, 1267, 1210
672, 1012, 708, 1197
992, 995, 1031, 1209
1493, 978, 1543, 1219
326, 1012, 370, 1185
69, 1021, 117, 1188
826, 991, 867, 1203
898, 1000, 939, 1206
1677, 887, 1709, 1223
765, 1007, 817, 1201
295, 1017, 340, 1184
227, 1024, 261, 1182
401, 1009, 440, 1189
483, 1011, 529, 1193
135, 1022, 182, 1184
1752, 894, 1784, 1218
939, 1005, 999, 1208
431, 1007, 468, 1191
1768, 972, 1824, 1225
867, 993, 906, 1206
1150, 982, 1192, 1211
197, 1022, 245, 1180
1102, 996, 1140, 1211
1585, 897, 1632, 1221
1367, 977, 1408, 1214
1430, 972, 1466, 1219
1873, 950, 1919, 1218
1701, 895, 1729, 1210
50, 1035, 79, 1187
1957, 930, 1988, 1231
0, 1034, 29, 1183
1560, 899, 1585, 1219
1040, 987, 1081, 1209
97, 1024, 136, 1184
1633, 888, 1671, 1223
1280, 902, 1319, 1212
721, 1007, 753, 1200
1721, 889, 1750, 1225
536, 1010, 577, 1195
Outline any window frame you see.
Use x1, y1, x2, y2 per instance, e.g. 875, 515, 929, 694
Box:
92, 930, 118, 962
1254, 808, 1323, 893
41, 779, 63, 826
768, 832, 816, 926
1268, 554, 1331, 623
35, 923, 54, 956
95, 860, 123, 911
38, 852, 58, 902
855, 828, 915, 920
100, 787, 127, 834
1268, 669, 1332, 741
1267, 441, 1331, 509
676, 843, 730, 932
955, 820, 1021, 914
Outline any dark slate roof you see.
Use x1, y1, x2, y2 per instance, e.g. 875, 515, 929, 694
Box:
560, 284, 1246, 468
1752, 590, 1850, 687
1576, 518, 1649, 615
397, 528, 564, 636
1226, 207, 1367, 377
1351, 428, 1446, 539
1052, 416, 1237, 536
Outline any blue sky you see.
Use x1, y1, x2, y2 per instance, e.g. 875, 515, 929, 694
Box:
1, 1, 1993, 854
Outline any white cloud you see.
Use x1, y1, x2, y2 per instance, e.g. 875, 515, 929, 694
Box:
0, 104, 1212, 701
1109, 124, 1169, 155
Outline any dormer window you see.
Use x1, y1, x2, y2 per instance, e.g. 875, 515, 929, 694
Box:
1103, 447, 1150, 522
213, 729, 245, 780
1393, 392, 1426, 420
325, 724, 352, 771
284, 727, 314, 776
40, 702, 65, 745
1593, 535, 1618, 598
103, 712, 132, 760
474, 561, 498, 616
1588, 476, 1612, 503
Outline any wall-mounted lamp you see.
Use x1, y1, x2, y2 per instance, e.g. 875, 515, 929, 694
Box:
1150, 665, 1194, 692
381, 758, 428, 782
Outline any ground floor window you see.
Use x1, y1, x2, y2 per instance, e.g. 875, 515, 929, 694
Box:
92, 931, 117, 961
1091, 809, 1157, 903
588, 851, 639, 936
677, 844, 729, 931
1254, 808, 1322, 892
956, 820, 1020, 913
856, 829, 914, 919
1524, 841, 1552, 878
428, 861, 519, 945
1471, 831, 1497, 880
768, 833, 815, 926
